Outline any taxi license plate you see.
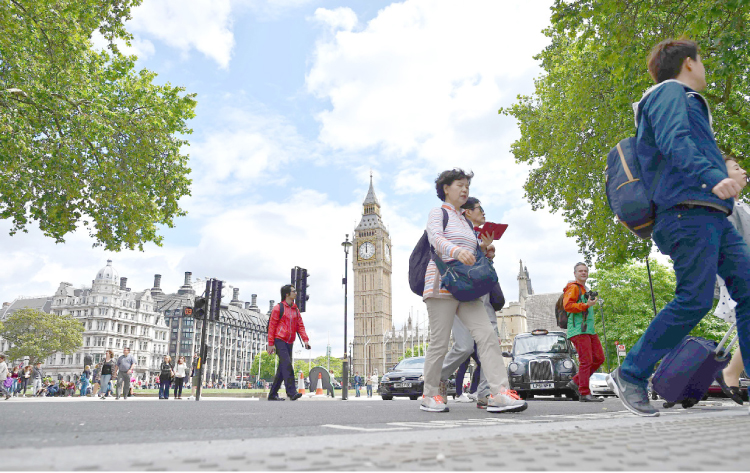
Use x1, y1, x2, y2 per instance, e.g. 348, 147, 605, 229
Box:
531, 382, 554, 389
394, 382, 412, 388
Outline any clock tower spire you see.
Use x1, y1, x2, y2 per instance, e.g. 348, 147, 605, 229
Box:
352, 177, 392, 378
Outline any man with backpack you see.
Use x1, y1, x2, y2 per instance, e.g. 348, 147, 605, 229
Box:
562, 263, 604, 402
267, 284, 311, 401
607, 38, 750, 417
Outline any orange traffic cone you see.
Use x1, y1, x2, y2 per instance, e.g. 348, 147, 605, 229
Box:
298, 371, 306, 394
315, 372, 324, 395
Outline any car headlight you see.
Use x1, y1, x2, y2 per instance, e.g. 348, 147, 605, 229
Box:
563, 360, 573, 370
509, 363, 519, 373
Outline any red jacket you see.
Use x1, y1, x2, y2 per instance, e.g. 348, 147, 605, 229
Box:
267, 301, 309, 346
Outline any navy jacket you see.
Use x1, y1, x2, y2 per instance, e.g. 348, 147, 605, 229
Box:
635, 80, 731, 215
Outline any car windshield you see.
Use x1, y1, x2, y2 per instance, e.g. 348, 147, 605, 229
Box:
514, 334, 568, 355
394, 358, 425, 370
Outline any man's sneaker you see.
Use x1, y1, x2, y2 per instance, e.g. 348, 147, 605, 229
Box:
487, 389, 527, 413
438, 380, 448, 402
466, 392, 478, 401
455, 393, 472, 403
607, 368, 659, 417
420, 395, 449, 412
476, 396, 488, 409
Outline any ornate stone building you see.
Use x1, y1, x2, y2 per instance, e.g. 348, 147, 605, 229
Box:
151, 272, 271, 386
11, 260, 170, 382
497, 260, 562, 352
352, 176, 393, 377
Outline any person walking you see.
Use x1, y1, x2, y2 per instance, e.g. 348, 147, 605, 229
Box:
115, 347, 136, 400
80, 365, 92, 397
31, 362, 44, 397
266, 284, 311, 401
159, 355, 174, 399
712, 156, 750, 405
420, 169, 526, 413
354, 372, 362, 397
99, 351, 115, 399
173, 356, 188, 399
436, 196, 506, 409
608, 38, 750, 417
563, 263, 605, 402
0, 355, 10, 400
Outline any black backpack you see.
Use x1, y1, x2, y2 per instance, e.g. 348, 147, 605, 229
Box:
555, 293, 568, 329
266, 303, 284, 333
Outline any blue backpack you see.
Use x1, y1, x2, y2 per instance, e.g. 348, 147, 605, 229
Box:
408, 209, 449, 295
605, 88, 702, 239
604, 137, 656, 239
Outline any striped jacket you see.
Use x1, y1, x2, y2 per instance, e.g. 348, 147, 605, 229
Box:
423, 203, 479, 300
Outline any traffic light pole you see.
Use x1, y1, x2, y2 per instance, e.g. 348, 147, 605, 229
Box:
196, 279, 212, 401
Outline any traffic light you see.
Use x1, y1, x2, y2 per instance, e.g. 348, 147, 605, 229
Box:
193, 296, 207, 319
211, 279, 223, 320
297, 268, 310, 312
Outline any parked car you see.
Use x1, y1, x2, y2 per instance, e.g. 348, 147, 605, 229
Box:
589, 373, 615, 397
504, 329, 579, 400
378, 356, 456, 400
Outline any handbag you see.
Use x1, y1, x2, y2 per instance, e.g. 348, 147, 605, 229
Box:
431, 218, 498, 301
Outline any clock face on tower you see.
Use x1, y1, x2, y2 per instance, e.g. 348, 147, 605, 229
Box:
384, 244, 391, 263
359, 242, 375, 260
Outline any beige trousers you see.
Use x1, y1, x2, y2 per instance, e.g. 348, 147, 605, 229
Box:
423, 298, 508, 397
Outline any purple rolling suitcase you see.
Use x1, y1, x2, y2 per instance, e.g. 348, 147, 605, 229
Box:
651, 324, 737, 409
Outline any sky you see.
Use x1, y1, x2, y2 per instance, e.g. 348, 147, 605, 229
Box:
0, 0, 590, 359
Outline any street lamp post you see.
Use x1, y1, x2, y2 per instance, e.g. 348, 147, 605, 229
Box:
598, 298, 610, 372
341, 234, 353, 401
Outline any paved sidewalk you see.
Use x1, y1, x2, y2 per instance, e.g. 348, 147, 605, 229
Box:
2, 406, 747, 470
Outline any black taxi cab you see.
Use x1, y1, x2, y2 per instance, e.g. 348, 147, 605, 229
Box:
503, 329, 579, 400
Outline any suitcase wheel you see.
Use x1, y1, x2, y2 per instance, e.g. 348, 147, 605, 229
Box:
681, 399, 698, 409
663, 402, 676, 409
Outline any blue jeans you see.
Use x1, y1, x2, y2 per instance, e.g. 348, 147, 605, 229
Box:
621, 207, 750, 388
99, 374, 112, 397
159, 379, 172, 399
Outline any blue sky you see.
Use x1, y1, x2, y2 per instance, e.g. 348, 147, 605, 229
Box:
1, 0, 590, 358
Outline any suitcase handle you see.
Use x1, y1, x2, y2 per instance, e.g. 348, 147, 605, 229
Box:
714, 323, 738, 360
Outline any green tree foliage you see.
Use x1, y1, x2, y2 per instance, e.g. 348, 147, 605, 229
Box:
0, 307, 83, 363
500, 0, 750, 264
398, 344, 427, 362
0, 0, 197, 251
589, 259, 732, 370
249, 351, 276, 380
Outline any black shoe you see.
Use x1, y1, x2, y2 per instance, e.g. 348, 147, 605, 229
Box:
607, 368, 659, 417
715, 371, 744, 405
267, 395, 285, 401
567, 379, 579, 394
579, 394, 604, 402
290, 393, 302, 401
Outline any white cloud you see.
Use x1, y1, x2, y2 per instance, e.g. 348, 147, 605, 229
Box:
312, 7, 358, 32
127, 0, 235, 68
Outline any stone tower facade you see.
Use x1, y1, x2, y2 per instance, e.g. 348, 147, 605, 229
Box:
352, 176, 393, 377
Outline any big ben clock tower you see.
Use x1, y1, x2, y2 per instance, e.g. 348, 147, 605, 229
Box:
352, 175, 392, 378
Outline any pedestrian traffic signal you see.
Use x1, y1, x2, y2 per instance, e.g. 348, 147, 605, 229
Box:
193, 296, 207, 319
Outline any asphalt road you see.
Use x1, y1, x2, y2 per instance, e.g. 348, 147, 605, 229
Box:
1, 395, 636, 448
1, 394, 747, 471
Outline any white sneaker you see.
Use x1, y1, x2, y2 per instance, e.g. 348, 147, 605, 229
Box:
455, 393, 473, 403
466, 392, 478, 401
487, 389, 528, 413
420, 395, 449, 412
